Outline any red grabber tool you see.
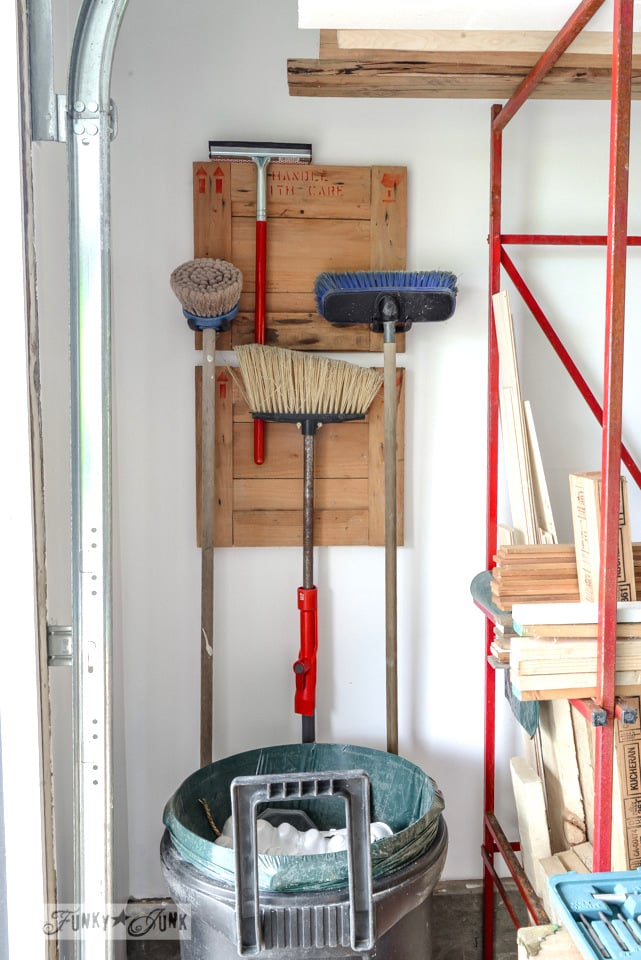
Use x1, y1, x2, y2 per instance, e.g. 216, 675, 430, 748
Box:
208, 141, 313, 464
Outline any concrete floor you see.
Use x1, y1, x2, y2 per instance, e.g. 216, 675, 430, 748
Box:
126, 880, 528, 959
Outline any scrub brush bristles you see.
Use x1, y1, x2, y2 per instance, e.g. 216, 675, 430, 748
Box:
233, 344, 383, 418
170, 258, 242, 319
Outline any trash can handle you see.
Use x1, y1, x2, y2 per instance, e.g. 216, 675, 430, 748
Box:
230, 770, 374, 956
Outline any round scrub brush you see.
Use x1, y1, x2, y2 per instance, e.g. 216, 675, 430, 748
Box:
170, 257, 243, 332
169, 257, 243, 767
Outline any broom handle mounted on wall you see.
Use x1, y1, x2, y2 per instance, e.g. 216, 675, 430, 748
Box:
253, 158, 269, 465
384, 319, 399, 755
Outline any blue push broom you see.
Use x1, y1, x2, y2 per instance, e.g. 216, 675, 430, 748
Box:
314, 270, 458, 754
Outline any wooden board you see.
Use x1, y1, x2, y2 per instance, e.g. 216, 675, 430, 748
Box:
192, 161, 407, 352
492, 290, 538, 545
523, 400, 557, 544
518, 924, 582, 959
538, 700, 586, 852
195, 367, 404, 547
569, 471, 636, 602
510, 755, 552, 897
288, 56, 641, 101
293, 34, 641, 101
335, 29, 641, 61
512, 675, 641, 702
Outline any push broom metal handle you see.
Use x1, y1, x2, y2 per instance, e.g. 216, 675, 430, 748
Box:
384, 321, 398, 755
200, 326, 217, 765
253, 158, 269, 465
231, 771, 374, 956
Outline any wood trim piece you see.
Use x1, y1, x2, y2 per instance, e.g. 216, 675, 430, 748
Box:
493, 290, 538, 545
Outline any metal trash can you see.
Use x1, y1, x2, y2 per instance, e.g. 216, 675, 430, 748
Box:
161, 742, 447, 959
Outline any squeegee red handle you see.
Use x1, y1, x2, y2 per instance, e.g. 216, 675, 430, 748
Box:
253, 219, 267, 464
293, 586, 318, 716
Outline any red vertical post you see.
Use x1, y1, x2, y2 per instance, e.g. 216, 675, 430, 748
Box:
593, 0, 634, 872
483, 102, 503, 960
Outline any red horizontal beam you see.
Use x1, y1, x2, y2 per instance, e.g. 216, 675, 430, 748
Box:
501, 234, 641, 246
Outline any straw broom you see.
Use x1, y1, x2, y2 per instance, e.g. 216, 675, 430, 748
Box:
232, 344, 383, 743
233, 343, 383, 419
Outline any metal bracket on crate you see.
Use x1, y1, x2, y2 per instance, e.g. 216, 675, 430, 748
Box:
231, 770, 375, 956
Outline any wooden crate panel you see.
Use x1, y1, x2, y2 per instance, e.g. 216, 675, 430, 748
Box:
233, 510, 370, 548
229, 163, 375, 219
233, 421, 369, 480
195, 367, 404, 547
231, 217, 371, 300
193, 161, 407, 352
230, 312, 373, 351
233, 478, 369, 511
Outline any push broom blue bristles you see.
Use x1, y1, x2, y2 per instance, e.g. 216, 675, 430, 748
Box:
314, 269, 457, 332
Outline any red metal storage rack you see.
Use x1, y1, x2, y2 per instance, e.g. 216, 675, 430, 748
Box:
480, 1, 639, 957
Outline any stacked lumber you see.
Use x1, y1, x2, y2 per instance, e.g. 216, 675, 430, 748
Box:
510, 636, 641, 700
506, 598, 641, 700
490, 542, 641, 611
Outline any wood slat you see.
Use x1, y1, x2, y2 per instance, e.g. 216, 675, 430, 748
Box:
493, 290, 538, 544
229, 311, 373, 351
232, 509, 370, 547
233, 421, 369, 481
233, 478, 368, 511
515, 623, 641, 639
512, 637, 641, 678
510, 756, 551, 897
513, 677, 641, 702
335, 28, 641, 59
321, 29, 641, 69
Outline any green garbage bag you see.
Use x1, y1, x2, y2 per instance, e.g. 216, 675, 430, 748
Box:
163, 742, 445, 893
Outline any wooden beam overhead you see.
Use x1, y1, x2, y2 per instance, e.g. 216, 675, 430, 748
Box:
289, 30, 641, 100
288, 56, 641, 100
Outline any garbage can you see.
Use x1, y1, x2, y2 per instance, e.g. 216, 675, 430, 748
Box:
161, 742, 447, 959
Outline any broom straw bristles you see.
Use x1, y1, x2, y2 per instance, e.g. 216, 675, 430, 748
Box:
233, 344, 383, 418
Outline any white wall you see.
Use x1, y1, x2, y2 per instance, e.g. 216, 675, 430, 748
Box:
297, 0, 641, 31
35, 0, 641, 901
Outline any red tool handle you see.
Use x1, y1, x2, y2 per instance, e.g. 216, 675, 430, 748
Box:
253, 219, 267, 465
293, 586, 318, 716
